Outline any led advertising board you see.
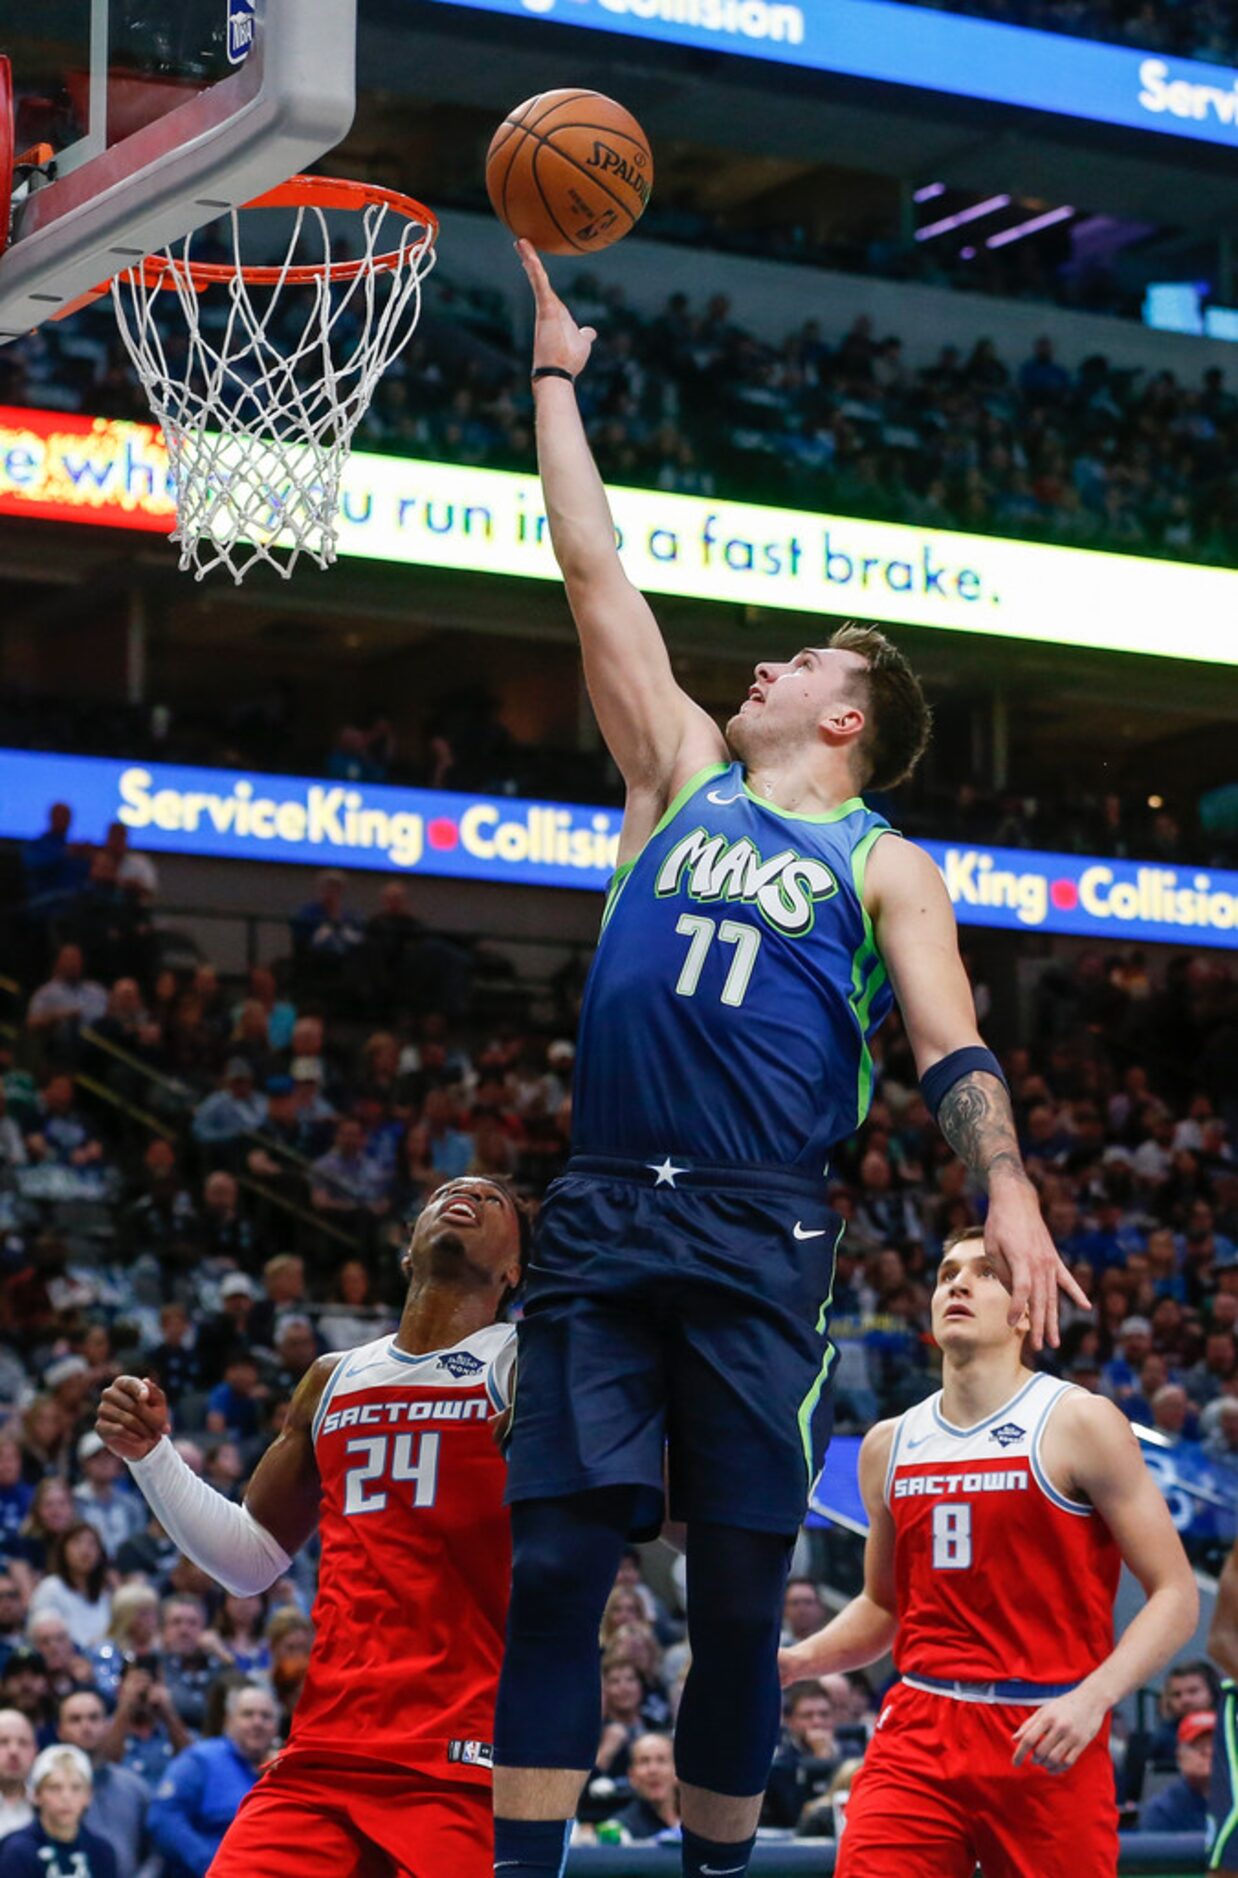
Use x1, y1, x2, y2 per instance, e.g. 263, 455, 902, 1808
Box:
424, 0, 1238, 151
2, 406, 1235, 665
4, 749, 1236, 948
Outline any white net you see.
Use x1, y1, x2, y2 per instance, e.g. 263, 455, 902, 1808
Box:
111, 186, 436, 583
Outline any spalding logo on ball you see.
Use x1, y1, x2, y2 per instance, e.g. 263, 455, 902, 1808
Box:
486, 90, 654, 254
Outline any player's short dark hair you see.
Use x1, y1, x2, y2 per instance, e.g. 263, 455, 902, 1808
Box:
828, 622, 932, 792
491, 1180, 532, 1318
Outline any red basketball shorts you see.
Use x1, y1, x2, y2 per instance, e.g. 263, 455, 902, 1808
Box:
208, 1752, 492, 1878
836, 1682, 1118, 1878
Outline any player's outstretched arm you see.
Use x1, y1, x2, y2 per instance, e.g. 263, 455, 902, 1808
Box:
517, 242, 725, 837
866, 837, 1089, 1350
779, 1423, 899, 1685
97, 1360, 335, 1593
1011, 1393, 1199, 1774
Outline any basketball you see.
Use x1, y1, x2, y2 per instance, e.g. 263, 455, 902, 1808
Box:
485, 90, 653, 255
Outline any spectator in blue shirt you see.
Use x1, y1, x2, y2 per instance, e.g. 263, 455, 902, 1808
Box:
101, 1658, 190, 1792
0, 1446, 31, 1551
146, 1684, 278, 1878
291, 872, 365, 967
205, 1355, 265, 1445
1101, 1316, 1153, 1410
1123, 1353, 1170, 1425
1018, 336, 1070, 405
0, 1743, 115, 1877
309, 1118, 391, 1217
1076, 1196, 1144, 1272
57, 1691, 148, 1878
1146, 1226, 1188, 1303
191, 1062, 267, 1149
20, 807, 87, 921
1139, 1710, 1213, 1833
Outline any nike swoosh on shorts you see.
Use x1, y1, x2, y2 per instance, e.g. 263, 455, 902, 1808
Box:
793, 1222, 828, 1239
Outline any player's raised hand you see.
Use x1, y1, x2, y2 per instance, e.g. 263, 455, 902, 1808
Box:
1011, 1686, 1108, 1773
516, 239, 597, 378
985, 1178, 1090, 1350
96, 1375, 170, 1462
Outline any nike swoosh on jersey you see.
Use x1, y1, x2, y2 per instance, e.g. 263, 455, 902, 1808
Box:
701, 1867, 747, 1876
793, 1222, 828, 1239
904, 1433, 932, 1449
706, 788, 744, 805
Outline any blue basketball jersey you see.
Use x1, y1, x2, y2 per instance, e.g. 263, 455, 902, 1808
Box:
573, 760, 896, 1174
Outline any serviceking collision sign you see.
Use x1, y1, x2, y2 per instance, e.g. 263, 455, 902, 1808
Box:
424, 0, 1238, 150
2, 749, 1236, 949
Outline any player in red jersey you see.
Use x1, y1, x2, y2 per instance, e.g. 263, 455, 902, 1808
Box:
95, 1176, 526, 1878
780, 1226, 1199, 1877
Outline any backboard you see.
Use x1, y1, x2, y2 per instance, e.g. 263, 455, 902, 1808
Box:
0, 0, 358, 342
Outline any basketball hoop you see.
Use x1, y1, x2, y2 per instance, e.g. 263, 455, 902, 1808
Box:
110, 175, 438, 582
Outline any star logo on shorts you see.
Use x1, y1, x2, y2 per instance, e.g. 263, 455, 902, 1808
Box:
647, 1157, 689, 1188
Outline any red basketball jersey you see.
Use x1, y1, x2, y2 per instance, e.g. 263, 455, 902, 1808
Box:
885, 1372, 1120, 1686
287, 1325, 514, 1781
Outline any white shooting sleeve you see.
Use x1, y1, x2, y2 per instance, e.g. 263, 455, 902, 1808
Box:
127, 1437, 293, 1596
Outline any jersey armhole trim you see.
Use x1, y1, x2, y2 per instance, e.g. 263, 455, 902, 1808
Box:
601, 762, 730, 933
310, 1353, 349, 1446
652, 762, 731, 842
847, 825, 896, 1129
882, 1416, 905, 1508
1030, 1382, 1093, 1517
485, 1335, 515, 1413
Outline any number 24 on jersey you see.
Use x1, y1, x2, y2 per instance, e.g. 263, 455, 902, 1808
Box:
344, 1432, 440, 1514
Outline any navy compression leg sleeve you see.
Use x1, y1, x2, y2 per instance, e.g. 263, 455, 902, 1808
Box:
674, 1521, 794, 1796
494, 1487, 638, 1771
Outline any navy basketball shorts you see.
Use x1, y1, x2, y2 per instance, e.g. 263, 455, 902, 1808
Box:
505, 1154, 841, 1538
1210, 1680, 1238, 1872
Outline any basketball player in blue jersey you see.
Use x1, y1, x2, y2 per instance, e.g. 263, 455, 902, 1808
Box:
490, 242, 1092, 1878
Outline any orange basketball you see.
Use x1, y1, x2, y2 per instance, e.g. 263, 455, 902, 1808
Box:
486, 90, 653, 256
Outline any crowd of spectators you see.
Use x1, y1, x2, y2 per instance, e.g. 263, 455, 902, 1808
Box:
4, 261, 1238, 569
899, 0, 1238, 63
0, 791, 1232, 1859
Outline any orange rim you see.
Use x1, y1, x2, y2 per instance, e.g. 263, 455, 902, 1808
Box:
125, 175, 438, 291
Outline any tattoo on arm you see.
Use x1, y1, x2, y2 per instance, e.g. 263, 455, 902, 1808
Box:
937, 1072, 1028, 1190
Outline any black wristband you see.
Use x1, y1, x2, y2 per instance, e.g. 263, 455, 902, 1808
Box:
531, 365, 575, 384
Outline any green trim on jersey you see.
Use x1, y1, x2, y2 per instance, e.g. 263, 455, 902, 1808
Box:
742, 782, 867, 824
846, 826, 896, 1130
655, 763, 731, 839
1211, 1682, 1238, 1871
599, 763, 730, 935
797, 1218, 846, 1487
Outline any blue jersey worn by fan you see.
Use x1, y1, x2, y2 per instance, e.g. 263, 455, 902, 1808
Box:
508, 758, 895, 1542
